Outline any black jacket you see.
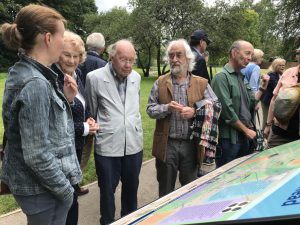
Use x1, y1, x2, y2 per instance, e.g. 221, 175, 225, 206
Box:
78, 51, 107, 86
52, 64, 92, 152
191, 47, 210, 83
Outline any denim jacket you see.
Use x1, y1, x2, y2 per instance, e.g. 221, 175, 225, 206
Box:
1, 54, 82, 200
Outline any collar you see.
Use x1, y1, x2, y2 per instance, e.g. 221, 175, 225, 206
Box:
54, 63, 77, 79
109, 62, 127, 82
21, 54, 58, 83
87, 51, 100, 57
170, 72, 191, 85
192, 47, 203, 57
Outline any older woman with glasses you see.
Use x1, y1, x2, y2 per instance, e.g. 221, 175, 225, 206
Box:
51, 30, 99, 225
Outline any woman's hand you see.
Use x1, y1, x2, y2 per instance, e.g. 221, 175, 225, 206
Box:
264, 125, 271, 139
63, 74, 78, 103
86, 117, 99, 134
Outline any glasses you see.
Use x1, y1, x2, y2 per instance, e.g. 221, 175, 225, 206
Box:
117, 57, 135, 65
168, 52, 185, 60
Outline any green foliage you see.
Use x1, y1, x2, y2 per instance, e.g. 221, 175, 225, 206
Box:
201, 1, 262, 65
253, 0, 282, 59
0, 73, 14, 215
0, 194, 19, 215
0, 0, 299, 70
266, 0, 299, 60
83, 8, 131, 44
0, 0, 97, 70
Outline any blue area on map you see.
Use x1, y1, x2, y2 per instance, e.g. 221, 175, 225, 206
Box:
207, 180, 271, 202
238, 172, 300, 219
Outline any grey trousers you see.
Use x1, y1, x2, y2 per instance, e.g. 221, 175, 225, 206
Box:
14, 192, 73, 225
156, 138, 197, 198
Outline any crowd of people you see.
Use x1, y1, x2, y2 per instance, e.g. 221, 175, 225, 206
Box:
0, 3, 300, 225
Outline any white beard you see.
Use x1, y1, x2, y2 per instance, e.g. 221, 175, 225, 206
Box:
171, 64, 184, 77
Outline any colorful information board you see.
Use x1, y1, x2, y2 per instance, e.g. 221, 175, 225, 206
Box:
114, 140, 300, 224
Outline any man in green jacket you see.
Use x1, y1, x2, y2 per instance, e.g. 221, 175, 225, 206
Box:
211, 40, 256, 167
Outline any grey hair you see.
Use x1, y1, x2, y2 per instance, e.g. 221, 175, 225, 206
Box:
229, 40, 251, 58
107, 39, 136, 60
165, 39, 195, 72
252, 49, 264, 62
86, 32, 105, 51
229, 40, 243, 56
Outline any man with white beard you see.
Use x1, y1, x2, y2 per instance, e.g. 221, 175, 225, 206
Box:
146, 39, 218, 197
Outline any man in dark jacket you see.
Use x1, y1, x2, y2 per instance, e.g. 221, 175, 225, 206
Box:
190, 29, 211, 82
79, 32, 107, 86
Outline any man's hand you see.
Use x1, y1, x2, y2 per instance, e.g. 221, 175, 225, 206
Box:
180, 107, 195, 119
63, 74, 78, 103
245, 128, 257, 140
168, 101, 183, 112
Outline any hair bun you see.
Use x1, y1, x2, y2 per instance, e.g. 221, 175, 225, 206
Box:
0, 22, 22, 50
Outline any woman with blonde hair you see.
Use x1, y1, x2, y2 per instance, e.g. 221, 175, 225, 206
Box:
261, 57, 286, 128
0, 4, 81, 225
51, 30, 99, 225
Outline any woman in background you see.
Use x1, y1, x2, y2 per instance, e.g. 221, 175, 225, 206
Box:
0, 4, 81, 225
261, 57, 286, 129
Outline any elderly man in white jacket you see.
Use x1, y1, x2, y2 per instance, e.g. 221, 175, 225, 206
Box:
85, 39, 143, 225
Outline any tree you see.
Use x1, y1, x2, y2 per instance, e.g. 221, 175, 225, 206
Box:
0, 1, 22, 70
0, 0, 97, 70
12, 0, 97, 35
83, 7, 131, 44
276, 0, 300, 60
129, 0, 204, 76
254, 0, 281, 59
200, 0, 261, 66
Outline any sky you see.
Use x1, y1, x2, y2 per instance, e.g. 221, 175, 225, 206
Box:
95, 0, 128, 12
95, 0, 261, 12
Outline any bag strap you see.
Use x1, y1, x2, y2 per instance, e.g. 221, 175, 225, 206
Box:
256, 111, 261, 129
250, 111, 261, 132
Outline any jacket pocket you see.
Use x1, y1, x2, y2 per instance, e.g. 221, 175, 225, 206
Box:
49, 94, 69, 140
95, 129, 114, 151
55, 145, 81, 185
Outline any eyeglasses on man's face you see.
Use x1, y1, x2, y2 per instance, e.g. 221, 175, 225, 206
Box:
117, 57, 135, 65
168, 52, 185, 60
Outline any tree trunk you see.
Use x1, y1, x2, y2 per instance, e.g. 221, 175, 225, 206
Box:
156, 42, 162, 76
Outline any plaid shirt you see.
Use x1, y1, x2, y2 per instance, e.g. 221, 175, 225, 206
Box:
147, 74, 218, 140
168, 74, 191, 139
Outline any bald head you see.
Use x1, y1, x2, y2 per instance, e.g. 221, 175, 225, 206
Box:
109, 39, 136, 79
229, 40, 253, 57
229, 40, 254, 71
